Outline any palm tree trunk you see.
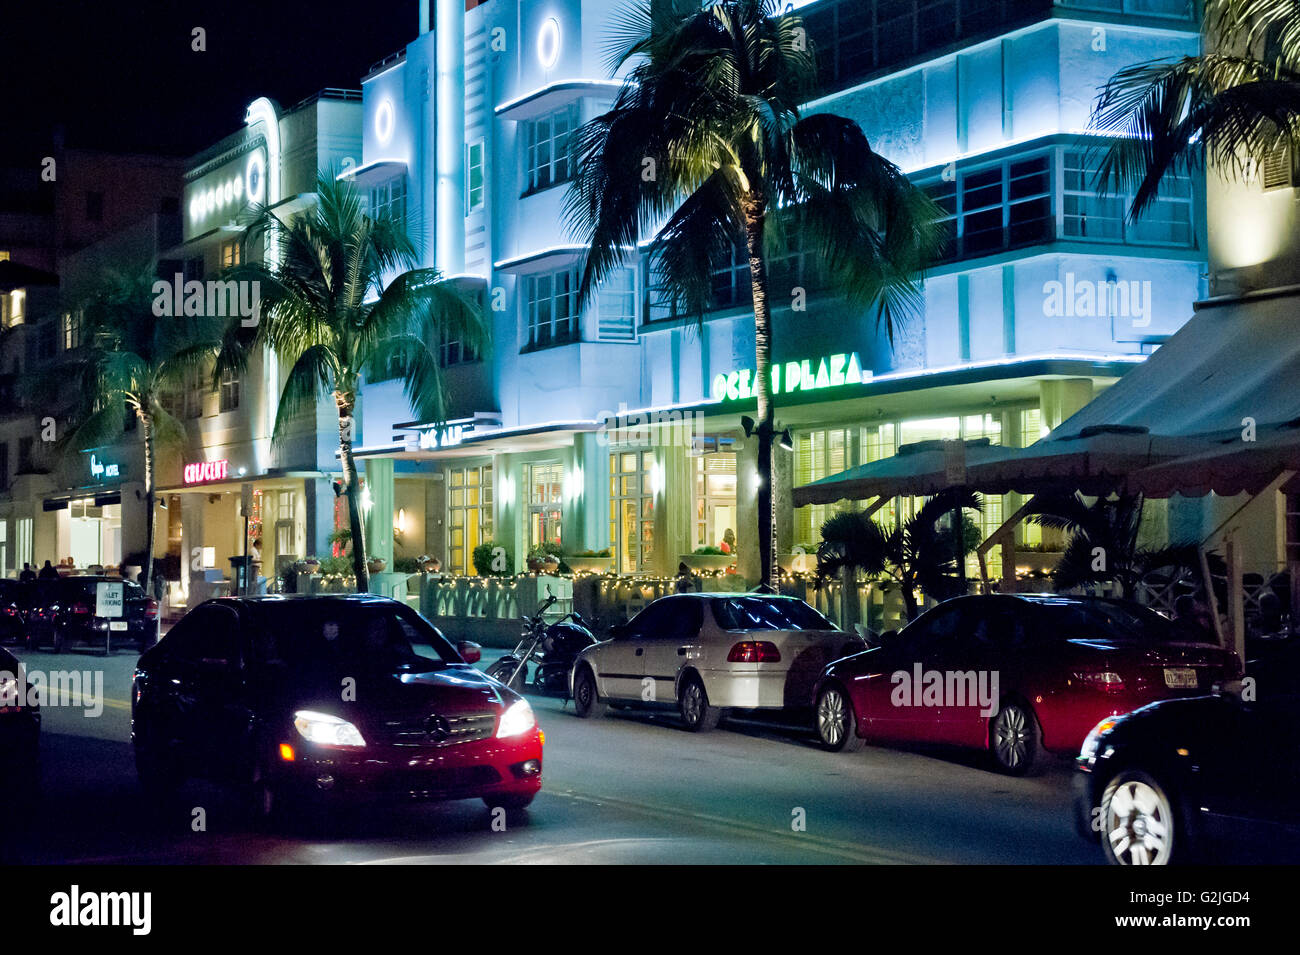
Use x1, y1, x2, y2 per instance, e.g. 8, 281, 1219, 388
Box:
140, 411, 157, 595
743, 193, 777, 592
335, 392, 370, 593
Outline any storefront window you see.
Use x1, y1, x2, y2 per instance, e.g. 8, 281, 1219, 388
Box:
448, 465, 493, 575
794, 427, 857, 550
695, 453, 737, 549
610, 451, 653, 574
526, 462, 563, 552
275, 491, 298, 560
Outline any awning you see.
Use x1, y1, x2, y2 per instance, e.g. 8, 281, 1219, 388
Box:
1052, 286, 1300, 438
1126, 421, 1300, 498
793, 438, 1010, 506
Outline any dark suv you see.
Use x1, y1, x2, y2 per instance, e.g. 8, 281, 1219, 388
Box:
131, 594, 543, 824
25, 576, 158, 654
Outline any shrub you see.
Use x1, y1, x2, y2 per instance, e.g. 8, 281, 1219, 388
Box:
693, 545, 725, 556
472, 540, 513, 577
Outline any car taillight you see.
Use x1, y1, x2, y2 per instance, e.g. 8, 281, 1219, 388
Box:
727, 641, 781, 663
69, 601, 92, 615
144, 598, 158, 619
1072, 669, 1125, 693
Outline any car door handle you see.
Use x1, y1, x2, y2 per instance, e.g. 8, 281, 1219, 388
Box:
635, 648, 643, 656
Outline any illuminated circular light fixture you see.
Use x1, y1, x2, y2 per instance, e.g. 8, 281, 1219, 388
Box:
223, 180, 234, 204
537, 17, 561, 70
246, 152, 266, 204
374, 98, 395, 145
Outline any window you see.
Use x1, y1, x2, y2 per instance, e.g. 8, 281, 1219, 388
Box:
526, 266, 580, 348
1064, 150, 1192, 246
610, 451, 654, 574
219, 367, 240, 412
712, 596, 835, 632
794, 427, 858, 549
596, 268, 636, 341
220, 240, 242, 268
86, 191, 104, 222
1, 289, 24, 327
439, 337, 477, 367
526, 462, 564, 552
62, 311, 83, 351
369, 176, 407, 228
695, 453, 737, 549
0, 442, 8, 491
927, 155, 1053, 261
184, 367, 205, 419
466, 140, 485, 212
447, 465, 493, 575
0, 252, 9, 261
523, 103, 579, 194
17, 437, 33, 474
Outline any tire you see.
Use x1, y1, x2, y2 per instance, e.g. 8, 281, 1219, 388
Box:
572, 666, 607, 719
678, 674, 721, 732
486, 659, 525, 691
989, 699, 1047, 776
815, 683, 865, 752
1099, 770, 1183, 865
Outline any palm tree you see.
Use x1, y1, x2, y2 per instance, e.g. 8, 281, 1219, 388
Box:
566, 0, 941, 590
220, 172, 487, 592
64, 268, 217, 593
816, 488, 981, 622
1093, 0, 1300, 219
1023, 491, 1200, 598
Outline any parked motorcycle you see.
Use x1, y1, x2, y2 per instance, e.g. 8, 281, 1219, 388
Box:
485, 593, 598, 699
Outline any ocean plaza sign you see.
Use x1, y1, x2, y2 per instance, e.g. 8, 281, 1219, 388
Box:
711, 352, 870, 403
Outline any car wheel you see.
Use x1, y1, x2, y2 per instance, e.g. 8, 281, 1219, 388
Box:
1100, 770, 1182, 865
486, 659, 525, 691
483, 792, 534, 812
816, 683, 865, 753
678, 674, 721, 732
989, 699, 1046, 776
572, 666, 607, 719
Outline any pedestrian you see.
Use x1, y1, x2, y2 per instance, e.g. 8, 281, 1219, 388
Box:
18, 562, 35, 583
37, 560, 58, 581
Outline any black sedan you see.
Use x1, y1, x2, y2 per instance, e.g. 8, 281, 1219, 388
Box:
25, 576, 158, 654
0, 645, 39, 770
131, 594, 543, 826
0, 580, 29, 646
1075, 663, 1300, 864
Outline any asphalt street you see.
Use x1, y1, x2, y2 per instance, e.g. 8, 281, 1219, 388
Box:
3, 646, 1099, 864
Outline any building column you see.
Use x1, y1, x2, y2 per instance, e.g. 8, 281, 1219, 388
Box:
120, 481, 149, 563
495, 454, 522, 573
653, 442, 693, 577
364, 457, 395, 569
1038, 378, 1095, 433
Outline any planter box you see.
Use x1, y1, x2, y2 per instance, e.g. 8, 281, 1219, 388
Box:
566, 556, 613, 574
680, 553, 733, 573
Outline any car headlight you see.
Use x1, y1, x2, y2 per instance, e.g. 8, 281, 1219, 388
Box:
293, 710, 365, 747
497, 699, 536, 738
1079, 717, 1119, 763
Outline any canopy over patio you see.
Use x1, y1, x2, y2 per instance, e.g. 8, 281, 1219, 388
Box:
792, 437, 1010, 506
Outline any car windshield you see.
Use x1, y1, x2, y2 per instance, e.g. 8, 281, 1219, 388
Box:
711, 596, 836, 632
246, 602, 459, 673
1032, 599, 1195, 644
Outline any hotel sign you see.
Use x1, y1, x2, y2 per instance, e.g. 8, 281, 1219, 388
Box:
89, 453, 121, 482
712, 352, 870, 403
184, 459, 229, 484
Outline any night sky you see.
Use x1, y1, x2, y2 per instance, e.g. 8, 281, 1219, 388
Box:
5, 0, 419, 161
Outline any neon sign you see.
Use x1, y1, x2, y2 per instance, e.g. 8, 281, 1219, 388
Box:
184, 460, 229, 484
89, 454, 120, 481
711, 352, 870, 402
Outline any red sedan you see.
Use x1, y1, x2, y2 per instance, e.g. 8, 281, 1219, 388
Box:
813, 594, 1239, 775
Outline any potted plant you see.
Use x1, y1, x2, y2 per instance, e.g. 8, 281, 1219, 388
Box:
473, 540, 513, 577
367, 556, 387, 575
295, 556, 321, 574
527, 542, 565, 574
566, 548, 614, 574
680, 546, 734, 573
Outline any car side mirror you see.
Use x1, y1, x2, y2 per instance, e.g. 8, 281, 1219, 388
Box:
457, 640, 482, 664
609, 623, 628, 639
876, 629, 899, 649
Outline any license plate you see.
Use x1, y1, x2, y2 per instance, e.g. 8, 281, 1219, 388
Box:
1163, 667, 1198, 689
109, 621, 129, 631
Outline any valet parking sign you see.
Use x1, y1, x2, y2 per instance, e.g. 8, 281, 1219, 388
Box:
95, 581, 124, 619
